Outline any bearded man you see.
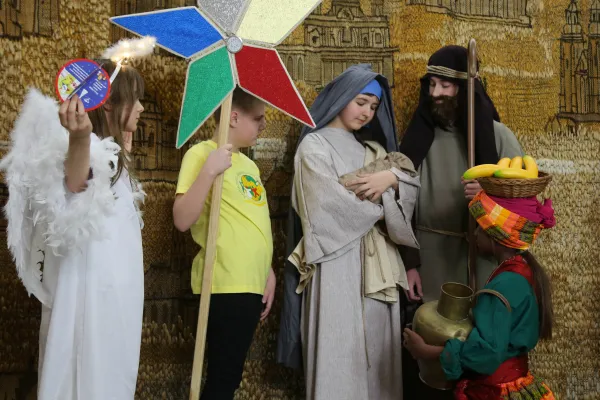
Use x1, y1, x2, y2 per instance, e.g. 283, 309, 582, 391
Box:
399, 45, 524, 303
397, 44, 525, 399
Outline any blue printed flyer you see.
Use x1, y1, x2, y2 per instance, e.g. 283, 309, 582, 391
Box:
55, 59, 111, 111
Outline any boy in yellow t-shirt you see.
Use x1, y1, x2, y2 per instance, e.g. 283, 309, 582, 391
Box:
173, 88, 275, 400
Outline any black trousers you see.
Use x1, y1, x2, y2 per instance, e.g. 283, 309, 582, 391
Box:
200, 293, 263, 400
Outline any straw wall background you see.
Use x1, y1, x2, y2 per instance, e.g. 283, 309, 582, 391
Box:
0, 0, 598, 398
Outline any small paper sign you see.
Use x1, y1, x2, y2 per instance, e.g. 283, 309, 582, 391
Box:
55, 59, 111, 112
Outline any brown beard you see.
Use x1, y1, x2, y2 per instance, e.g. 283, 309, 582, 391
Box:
429, 95, 459, 129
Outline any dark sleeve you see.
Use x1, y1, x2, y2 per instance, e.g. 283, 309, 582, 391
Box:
399, 246, 421, 270
399, 212, 421, 270
276, 208, 304, 370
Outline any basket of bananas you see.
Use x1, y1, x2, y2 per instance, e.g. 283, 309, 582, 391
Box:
463, 156, 552, 198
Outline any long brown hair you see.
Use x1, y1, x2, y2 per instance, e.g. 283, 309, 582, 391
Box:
87, 60, 144, 183
522, 251, 554, 340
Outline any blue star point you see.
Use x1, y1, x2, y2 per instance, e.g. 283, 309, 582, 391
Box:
110, 7, 224, 59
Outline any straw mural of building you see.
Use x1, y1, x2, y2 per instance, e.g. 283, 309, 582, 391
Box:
558, 0, 600, 121
0, 0, 59, 38
277, 0, 396, 88
405, 0, 531, 26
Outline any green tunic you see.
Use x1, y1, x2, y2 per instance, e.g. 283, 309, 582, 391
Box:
416, 121, 524, 301
440, 270, 539, 379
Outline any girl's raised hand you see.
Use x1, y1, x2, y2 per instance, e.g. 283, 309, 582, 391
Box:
58, 95, 93, 140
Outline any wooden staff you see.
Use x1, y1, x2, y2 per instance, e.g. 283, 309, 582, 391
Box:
467, 39, 478, 291
189, 92, 233, 400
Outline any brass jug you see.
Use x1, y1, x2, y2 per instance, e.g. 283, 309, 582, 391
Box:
412, 282, 475, 390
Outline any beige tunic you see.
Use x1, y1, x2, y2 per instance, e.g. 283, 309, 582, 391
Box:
416, 121, 524, 302
293, 128, 416, 400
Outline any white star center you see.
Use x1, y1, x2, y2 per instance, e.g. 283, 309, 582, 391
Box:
226, 36, 243, 54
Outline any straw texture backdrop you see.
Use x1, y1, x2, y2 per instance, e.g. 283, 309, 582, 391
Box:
0, 0, 598, 399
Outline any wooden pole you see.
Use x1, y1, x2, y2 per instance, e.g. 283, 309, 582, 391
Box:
467, 39, 478, 291
189, 92, 233, 400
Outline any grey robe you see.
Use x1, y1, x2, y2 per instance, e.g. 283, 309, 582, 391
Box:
416, 121, 524, 301
294, 128, 413, 400
277, 64, 399, 370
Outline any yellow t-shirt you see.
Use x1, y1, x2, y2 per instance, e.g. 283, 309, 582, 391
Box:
176, 140, 273, 295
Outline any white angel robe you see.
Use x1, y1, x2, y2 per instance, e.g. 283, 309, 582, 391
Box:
1, 89, 145, 400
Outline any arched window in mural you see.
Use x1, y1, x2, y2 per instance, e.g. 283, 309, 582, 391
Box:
308, 27, 321, 46
162, 304, 169, 324
297, 58, 304, 81
342, 26, 352, 43
287, 56, 294, 79
134, 125, 144, 147
151, 304, 158, 321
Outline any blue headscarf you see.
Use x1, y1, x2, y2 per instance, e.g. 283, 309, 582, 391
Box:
295, 64, 398, 153
360, 79, 382, 99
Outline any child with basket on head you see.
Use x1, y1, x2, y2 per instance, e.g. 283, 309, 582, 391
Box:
2, 60, 146, 399
173, 87, 276, 400
403, 189, 557, 400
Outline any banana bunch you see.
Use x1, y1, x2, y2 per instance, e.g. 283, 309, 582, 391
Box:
463, 155, 539, 179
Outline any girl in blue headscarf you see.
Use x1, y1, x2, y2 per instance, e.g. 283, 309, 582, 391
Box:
277, 64, 420, 400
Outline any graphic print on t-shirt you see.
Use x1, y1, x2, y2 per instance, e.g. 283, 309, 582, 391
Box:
236, 173, 266, 206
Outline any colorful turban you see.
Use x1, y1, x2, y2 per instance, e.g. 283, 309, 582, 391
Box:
468, 191, 556, 250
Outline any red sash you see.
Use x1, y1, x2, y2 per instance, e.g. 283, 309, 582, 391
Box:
455, 255, 533, 400
455, 355, 529, 400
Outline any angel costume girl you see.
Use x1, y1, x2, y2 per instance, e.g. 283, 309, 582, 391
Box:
1, 88, 145, 399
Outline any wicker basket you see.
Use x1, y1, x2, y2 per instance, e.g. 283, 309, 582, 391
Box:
477, 171, 552, 198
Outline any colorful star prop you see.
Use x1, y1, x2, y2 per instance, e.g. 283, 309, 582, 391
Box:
110, 1, 321, 148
